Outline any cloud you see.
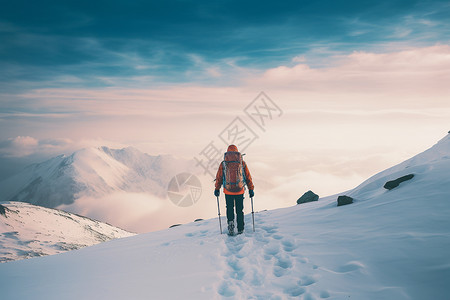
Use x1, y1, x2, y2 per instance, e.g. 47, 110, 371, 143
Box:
249, 44, 450, 103
0, 136, 44, 157
12, 44, 448, 121
58, 192, 166, 233
58, 179, 220, 233
0, 136, 74, 179
0, 136, 132, 159
292, 56, 306, 63
1, 44, 448, 163
1, 0, 449, 94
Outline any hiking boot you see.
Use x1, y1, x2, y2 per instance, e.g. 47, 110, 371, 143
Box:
227, 221, 235, 235
237, 229, 244, 235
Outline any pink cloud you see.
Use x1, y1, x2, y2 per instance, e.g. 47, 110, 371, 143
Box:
250, 44, 450, 99
0, 136, 79, 158
15, 45, 449, 121
0, 136, 39, 157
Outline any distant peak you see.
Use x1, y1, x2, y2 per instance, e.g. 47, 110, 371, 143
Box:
99, 146, 141, 154
100, 146, 111, 151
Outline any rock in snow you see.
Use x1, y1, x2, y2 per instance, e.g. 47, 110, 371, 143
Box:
337, 195, 354, 206
297, 190, 319, 205
383, 174, 415, 190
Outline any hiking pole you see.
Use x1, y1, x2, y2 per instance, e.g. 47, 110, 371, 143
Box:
216, 196, 223, 234
251, 196, 255, 232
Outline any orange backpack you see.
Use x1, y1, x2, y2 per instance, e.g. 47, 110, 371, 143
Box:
222, 151, 246, 192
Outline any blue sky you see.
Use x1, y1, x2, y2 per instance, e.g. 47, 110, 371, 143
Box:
1, 0, 449, 91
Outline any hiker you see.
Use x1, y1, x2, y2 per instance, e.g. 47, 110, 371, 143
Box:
214, 145, 254, 235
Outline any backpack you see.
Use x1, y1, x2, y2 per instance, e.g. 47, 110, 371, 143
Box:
222, 151, 246, 192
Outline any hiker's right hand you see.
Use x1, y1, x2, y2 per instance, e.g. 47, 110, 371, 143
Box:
214, 189, 220, 197
249, 190, 254, 198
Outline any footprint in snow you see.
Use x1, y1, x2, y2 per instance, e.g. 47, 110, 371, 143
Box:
225, 238, 246, 255
298, 275, 317, 286
272, 253, 293, 277
336, 261, 365, 273
320, 290, 331, 298
250, 269, 264, 286
185, 229, 209, 238
297, 256, 309, 264
264, 243, 280, 258
227, 257, 246, 280
272, 234, 283, 240
273, 266, 288, 277
275, 253, 293, 269
283, 285, 306, 297
254, 234, 270, 244
217, 281, 236, 297
303, 292, 317, 300
281, 239, 296, 252
261, 225, 278, 235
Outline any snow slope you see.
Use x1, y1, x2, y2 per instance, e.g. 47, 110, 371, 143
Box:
0, 201, 134, 262
0, 134, 449, 299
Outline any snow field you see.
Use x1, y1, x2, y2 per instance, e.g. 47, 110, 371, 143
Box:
214, 215, 326, 299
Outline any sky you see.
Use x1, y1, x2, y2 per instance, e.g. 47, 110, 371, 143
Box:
0, 0, 449, 231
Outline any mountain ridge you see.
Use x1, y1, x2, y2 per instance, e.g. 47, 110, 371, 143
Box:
0, 146, 195, 208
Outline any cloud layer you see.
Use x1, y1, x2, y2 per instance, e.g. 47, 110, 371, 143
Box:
0, 136, 73, 157
1, 0, 449, 92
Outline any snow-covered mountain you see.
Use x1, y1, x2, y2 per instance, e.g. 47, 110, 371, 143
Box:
0, 134, 449, 299
0, 146, 194, 208
0, 201, 134, 262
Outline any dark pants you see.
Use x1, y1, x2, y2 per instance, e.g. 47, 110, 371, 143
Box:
225, 194, 244, 231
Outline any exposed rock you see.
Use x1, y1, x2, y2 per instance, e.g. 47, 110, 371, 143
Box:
384, 174, 414, 190
0, 204, 6, 216
297, 190, 319, 205
194, 219, 204, 222
337, 195, 353, 207
169, 224, 182, 228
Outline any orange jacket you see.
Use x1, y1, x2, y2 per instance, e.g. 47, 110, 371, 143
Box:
215, 145, 254, 195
